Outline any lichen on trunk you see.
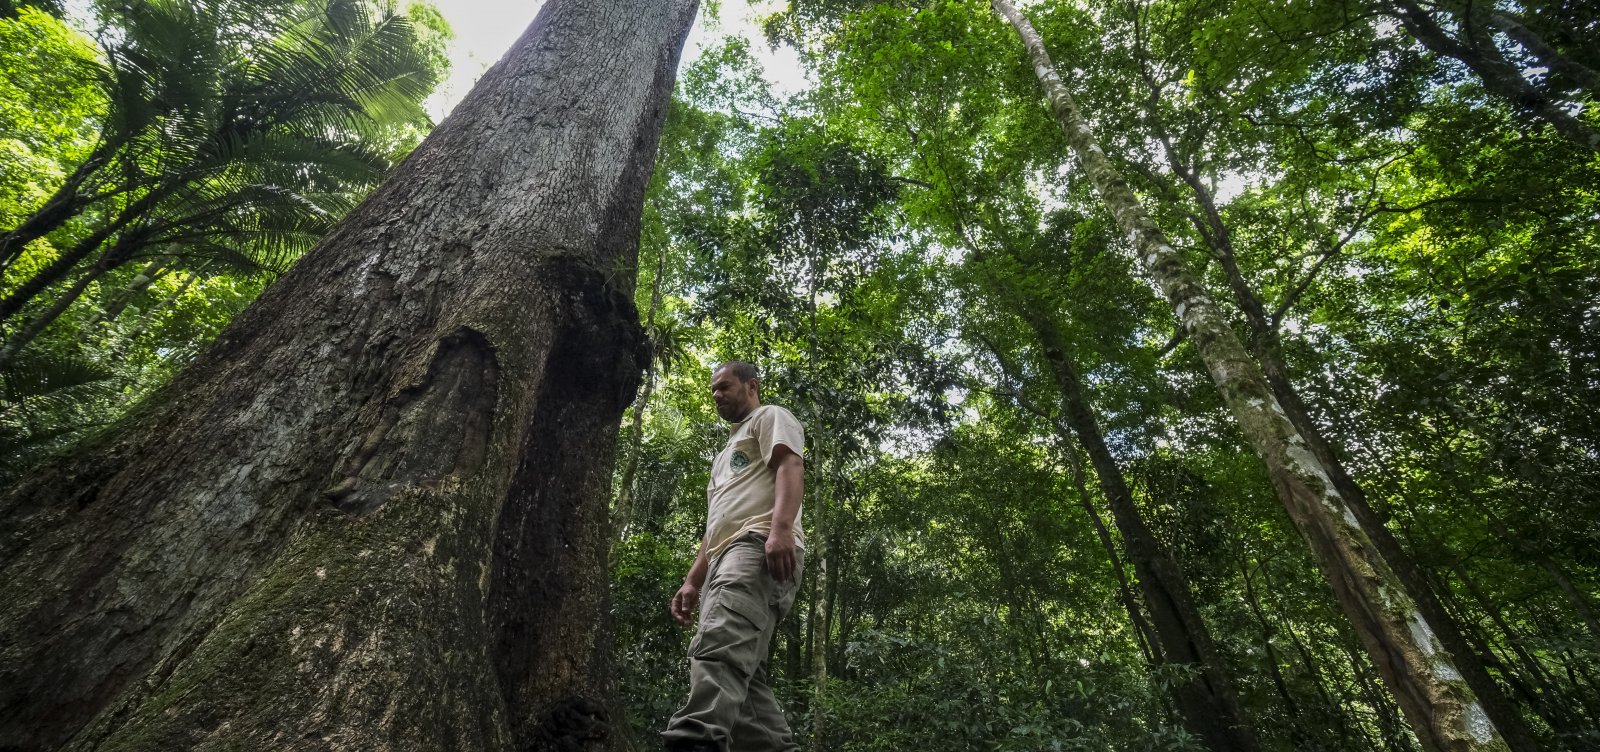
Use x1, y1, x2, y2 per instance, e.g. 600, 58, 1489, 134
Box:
0, 0, 699, 749
987, 0, 1509, 749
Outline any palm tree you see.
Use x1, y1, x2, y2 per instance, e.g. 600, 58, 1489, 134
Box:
0, 0, 66, 20
614, 306, 700, 536
0, 0, 442, 366
0, 347, 116, 483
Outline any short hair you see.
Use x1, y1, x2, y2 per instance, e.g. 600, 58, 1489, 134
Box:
715, 361, 759, 383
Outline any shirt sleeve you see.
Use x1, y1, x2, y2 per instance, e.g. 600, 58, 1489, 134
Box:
757, 406, 805, 468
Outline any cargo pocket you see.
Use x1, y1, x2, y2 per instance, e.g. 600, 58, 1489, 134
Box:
688, 587, 770, 675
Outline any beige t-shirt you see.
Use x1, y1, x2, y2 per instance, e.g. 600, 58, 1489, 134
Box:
704, 404, 806, 562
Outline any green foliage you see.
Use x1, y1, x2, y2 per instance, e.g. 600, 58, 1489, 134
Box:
612, 0, 1600, 750
5, 0, 1598, 747
0, 8, 104, 231
0, 0, 449, 473
0, 348, 115, 481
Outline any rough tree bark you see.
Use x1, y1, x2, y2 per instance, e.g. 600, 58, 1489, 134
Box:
0, 0, 698, 749
989, 1, 1507, 749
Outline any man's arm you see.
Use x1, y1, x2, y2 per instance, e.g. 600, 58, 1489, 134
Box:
671, 539, 709, 626
766, 445, 803, 583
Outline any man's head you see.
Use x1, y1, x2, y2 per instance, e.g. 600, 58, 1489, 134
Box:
711, 361, 761, 422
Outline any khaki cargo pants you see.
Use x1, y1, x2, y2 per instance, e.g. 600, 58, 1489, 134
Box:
663, 532, 803, 752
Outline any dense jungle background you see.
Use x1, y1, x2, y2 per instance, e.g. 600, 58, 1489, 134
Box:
2, 0, 1596, 750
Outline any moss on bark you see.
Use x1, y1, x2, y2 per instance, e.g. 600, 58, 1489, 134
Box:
0, 0, 699, 749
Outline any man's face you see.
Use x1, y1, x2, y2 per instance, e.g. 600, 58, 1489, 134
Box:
710, 368, 757, 422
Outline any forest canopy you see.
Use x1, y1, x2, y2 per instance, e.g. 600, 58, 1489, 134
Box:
0, 0, 449, 470
1, 0, 1596, 750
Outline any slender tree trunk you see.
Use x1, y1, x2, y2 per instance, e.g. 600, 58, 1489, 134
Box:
1524, 608, 1600, 726
1022, 311, 1259, 752
111, 269, 197, 360
1239, 559, 1312, 748
1485, 11, 1600, 98
1061, 439, 1161, 665
1565, 654, 1600, 716
0, 227, 149, 369
611, 365, 654, 533
967, 246, 1254, 747
988, 2, 1507, 749
969, 281, 1249, 742
785, 609, 803, 693
0, 259, 108, 371
807, 465, 832, 752
1344, 641, 1423, 752
1280, 601, 1369, 748
819, 524, 841, 670
0, 0, 697, 749
833, 585, 860, 682
1454, 481, 1600, 653
0, 189, 160, 323
1155, 119, 1540, 752
1539, 561, 1600, 653
1, 225, 114, 323
1265, 574, 1366, 749
0, 147, 111, 271
1447, 561, 1576, 723
1384, 0, 1600, 152
86, 257, 170, 330
1429, 569, 1570, 735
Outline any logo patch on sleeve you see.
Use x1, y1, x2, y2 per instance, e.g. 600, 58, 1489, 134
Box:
731, 450, 751, 470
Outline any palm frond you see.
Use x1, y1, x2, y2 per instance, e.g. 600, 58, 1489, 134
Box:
0, 348, 119, 482
0, 349, 114, 403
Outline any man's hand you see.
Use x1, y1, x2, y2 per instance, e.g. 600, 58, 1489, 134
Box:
671, 581, 701, 626
766, 529, 798, 583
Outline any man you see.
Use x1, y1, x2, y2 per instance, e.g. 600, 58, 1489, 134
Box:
662, 361, 805, 752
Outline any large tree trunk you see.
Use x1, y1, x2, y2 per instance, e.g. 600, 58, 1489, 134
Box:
0, 0, 697, 749
989, 1, 1507, 750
